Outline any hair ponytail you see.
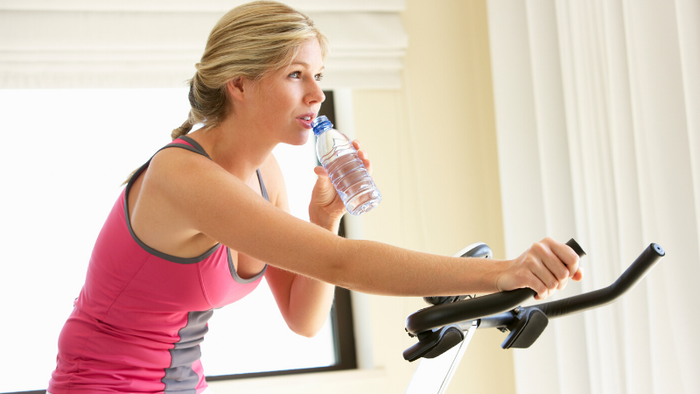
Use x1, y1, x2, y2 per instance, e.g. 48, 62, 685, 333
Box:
171, 113, 195, 140
171, 77, 202, 140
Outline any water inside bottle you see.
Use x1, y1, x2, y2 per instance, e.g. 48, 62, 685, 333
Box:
324, 151, 381, 215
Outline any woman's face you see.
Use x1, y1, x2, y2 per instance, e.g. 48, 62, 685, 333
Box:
245, 38, 326, 146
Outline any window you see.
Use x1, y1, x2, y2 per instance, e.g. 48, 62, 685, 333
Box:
0, 89, 355, 393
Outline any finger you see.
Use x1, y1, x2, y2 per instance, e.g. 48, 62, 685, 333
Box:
547, 237, 581, 279
352, 140, 369, 161
314, 165, 329, 177
516, 251, 556, 300
312, 166, 334, 194
356, 148, 367, 161
572, 267, 584, 281
312, 167, 342, 207
355, 148, 372, 174
530, 277, 551, 300
531, 241, 570, 290
531, 267, 560, 296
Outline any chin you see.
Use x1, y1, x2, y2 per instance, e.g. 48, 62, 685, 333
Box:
287, 130, 311, 146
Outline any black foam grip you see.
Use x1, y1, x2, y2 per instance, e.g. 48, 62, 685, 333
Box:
566, 238, 586, 258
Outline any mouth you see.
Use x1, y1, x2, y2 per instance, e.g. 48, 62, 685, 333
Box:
297, 114, 315, 129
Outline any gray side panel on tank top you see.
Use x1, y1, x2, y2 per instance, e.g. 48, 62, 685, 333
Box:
162, 310, 214, 393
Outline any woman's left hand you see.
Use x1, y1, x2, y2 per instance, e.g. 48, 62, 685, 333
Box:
309, 140, 372, 232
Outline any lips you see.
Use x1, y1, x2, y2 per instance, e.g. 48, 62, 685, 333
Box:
297, 113, 315, 129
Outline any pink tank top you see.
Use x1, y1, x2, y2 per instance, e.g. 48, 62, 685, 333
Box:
48, 137, 268, 393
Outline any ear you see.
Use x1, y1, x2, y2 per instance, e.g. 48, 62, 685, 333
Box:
226, 77, 246, 101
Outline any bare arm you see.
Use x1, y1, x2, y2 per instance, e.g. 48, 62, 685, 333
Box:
148, 148, 581, 304
259, 155, 336, 338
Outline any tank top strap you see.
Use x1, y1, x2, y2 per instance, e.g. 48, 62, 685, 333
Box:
126, 135, 270, 203
124, 136, 211, 187
175, 135, 212, 160
174, 136, 269, 202
256, 169, 269, 201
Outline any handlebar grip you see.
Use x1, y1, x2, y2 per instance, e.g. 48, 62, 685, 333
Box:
405, 238, 586, 335
566, 238, 586, 258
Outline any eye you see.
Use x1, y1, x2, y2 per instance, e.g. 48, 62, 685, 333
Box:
314, 73, 324, 82
288, 71, 301, 79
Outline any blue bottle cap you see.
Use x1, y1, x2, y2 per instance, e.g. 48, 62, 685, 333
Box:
311, 115, 334, 136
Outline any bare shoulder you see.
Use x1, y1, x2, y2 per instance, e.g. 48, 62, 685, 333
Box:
146, 144, 220, 188
146, 146, 336, 268
129, 146, 233, 257
135, 145, 345, 279
144, 145, 252, 212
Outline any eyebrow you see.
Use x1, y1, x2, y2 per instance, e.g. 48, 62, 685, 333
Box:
290, 61, 325, 71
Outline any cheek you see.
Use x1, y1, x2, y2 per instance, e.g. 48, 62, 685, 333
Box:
261, 94, 287, 111
250, 82, 298, 116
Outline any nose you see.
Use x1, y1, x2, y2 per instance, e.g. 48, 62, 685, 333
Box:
306, 79, 325, 105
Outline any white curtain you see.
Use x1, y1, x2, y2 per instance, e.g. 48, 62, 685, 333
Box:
487, 0, 699, 393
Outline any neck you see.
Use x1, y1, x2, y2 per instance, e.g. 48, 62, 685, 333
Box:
188, 115, 276, 181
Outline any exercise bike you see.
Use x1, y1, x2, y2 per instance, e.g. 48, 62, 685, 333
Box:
403, 239, 666, 394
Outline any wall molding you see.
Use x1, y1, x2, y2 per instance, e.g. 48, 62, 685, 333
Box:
0, 0, 407, 89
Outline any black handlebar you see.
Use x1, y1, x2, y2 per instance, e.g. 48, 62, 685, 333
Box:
530, 242, 664, 318
406, 287, 536, 335
405, 241, 664, 336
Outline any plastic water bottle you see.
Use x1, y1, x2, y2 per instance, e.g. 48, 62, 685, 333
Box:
312, 116, 381, 215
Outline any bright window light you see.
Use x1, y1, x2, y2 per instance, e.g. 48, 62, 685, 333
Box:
0, 89, 334, 392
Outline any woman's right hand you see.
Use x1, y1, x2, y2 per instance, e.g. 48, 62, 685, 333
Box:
309, 140, 372, 233
496, 237, 583, 300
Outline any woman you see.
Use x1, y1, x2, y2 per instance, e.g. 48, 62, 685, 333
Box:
48, 1, 582, 392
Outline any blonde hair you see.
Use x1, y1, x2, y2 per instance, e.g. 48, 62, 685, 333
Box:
172, 0, 329, 140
